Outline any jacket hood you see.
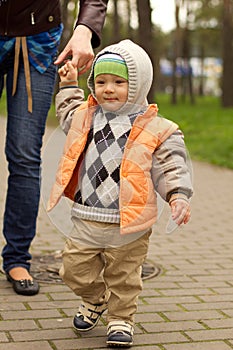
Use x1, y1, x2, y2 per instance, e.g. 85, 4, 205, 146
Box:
87, 39, 153, 113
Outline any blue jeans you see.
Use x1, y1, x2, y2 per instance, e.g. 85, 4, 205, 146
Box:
0, 51, 57, 273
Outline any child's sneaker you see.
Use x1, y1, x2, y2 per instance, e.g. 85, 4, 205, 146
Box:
107, 320, 134, 347
73, 301, 107, 332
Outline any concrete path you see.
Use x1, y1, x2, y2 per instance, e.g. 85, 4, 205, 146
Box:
0, 117, 233, 350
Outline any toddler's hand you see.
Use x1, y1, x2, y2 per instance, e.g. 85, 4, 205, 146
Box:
170, 198, 191, 225
58, 61, 78, 82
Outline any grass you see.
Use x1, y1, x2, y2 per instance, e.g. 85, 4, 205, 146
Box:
156, 94, 233, 169
0, 90, 233, 169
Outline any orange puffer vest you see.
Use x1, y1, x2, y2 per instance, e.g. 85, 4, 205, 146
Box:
47, 96, 178, 234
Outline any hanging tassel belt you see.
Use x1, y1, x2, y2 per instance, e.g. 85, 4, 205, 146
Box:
12, 36, 32, 113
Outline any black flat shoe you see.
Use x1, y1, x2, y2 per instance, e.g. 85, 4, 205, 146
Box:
6, 272, 40, 296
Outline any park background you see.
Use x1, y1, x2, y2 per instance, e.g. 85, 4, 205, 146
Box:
0, 2, 233, 349
57, 0, 233, 170
0, 0, 232, 170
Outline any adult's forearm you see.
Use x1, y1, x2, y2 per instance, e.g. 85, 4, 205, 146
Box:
75, 0, 109, 48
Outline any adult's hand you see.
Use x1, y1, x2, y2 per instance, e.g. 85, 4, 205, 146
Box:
54, 25, 94, 74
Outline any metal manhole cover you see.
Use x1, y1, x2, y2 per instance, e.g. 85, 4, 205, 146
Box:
141, 260, 161, 280
31, 253, 161, 284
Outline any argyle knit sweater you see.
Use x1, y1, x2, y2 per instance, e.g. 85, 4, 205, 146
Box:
72, 106, 140, 223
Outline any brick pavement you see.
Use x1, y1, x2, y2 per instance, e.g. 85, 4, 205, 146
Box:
0, 117, 233, 349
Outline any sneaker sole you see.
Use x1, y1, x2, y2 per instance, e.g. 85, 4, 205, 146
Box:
73, 321, 99, 332
106, 340, 133, 347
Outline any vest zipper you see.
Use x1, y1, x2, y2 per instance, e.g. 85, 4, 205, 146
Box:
31, 12, 35, 25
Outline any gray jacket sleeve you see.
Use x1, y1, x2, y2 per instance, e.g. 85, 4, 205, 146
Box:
55, 86, 85, 134
151, 130, 193, 202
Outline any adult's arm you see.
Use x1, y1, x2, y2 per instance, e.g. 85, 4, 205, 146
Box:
55, 0, 108, 70
75, 0, 109, 48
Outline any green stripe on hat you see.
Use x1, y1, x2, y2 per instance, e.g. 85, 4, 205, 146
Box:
94, 53, 128, 80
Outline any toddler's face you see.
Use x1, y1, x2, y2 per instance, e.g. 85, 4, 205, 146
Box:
94, 74, 128, 112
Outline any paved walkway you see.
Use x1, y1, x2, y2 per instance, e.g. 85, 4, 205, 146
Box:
0, 117, 233, 350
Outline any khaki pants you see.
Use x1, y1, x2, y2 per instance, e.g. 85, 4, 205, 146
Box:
60, 229, 151, 324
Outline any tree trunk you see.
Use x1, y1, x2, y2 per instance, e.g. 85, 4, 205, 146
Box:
198, 45, 205, 96
222, 0, 233, 107
171, 2, 181, 105
113, 0, 121, 42
136, 0, 156, 102
182, 26, 195, 104
126, 0, 134, 40
59, 0, 73, 52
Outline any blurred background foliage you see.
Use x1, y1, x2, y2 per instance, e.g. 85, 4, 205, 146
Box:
55, 0, 233, 168
59, 0, 233, 108
0, 0, 232, 168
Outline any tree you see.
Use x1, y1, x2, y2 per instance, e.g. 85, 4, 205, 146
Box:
59, 0, 78, 53
193, 0, 221, 96
181, 1, 195, 104
222, 0, 233, 107
136, 0, 155, 102
171, 1, 182, 104
113, 0, 121, 42
101, 0, 134, 48
126, 0, 134, 40
170, 0, 196, 104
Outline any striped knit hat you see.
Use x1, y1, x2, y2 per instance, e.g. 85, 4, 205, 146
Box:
94, 53, 128, 80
